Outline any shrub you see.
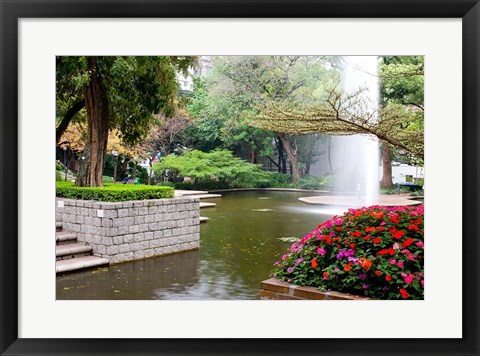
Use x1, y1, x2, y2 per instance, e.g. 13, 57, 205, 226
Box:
156, 181, 175, 187
56, 170, 63, 182
102, 175, 114, 183
56, 163, 63, 171
272, 204, 424, 300
295, 175, 328, 190
56, 181, 174, 201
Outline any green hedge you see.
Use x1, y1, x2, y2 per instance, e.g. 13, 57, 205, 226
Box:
56, 182, 174, 202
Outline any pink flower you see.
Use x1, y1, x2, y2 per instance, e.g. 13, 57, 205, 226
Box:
317, 247, 326, 256
389, 259, 397, 265
404, 273, 415, 284
397, 261, 404, 268
416, 241, 424, 247
334, 218, 343, 226
421, 279, 424, 286
401, 272, 407, 278
393, 243, 400, 250
408, 254, 415, 261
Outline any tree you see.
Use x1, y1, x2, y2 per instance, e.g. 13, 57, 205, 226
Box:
190, 56, 335, 182
379, 56, 424, 187
56, 56, 197, 186
137, 110, 192, 185
152, 149, 269, 187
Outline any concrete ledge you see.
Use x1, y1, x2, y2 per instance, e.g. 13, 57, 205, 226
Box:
260, 278, 368, 300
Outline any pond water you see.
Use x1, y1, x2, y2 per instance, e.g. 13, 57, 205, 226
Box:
56, 191, 338, 300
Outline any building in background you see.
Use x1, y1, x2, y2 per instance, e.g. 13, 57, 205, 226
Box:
178, 56, 213, 91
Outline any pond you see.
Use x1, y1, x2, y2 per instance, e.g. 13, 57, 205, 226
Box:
56, 190, 337, 300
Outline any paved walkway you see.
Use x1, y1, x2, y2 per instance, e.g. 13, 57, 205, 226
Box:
299, 194, 422, 207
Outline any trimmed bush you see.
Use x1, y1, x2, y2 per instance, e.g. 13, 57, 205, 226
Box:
295, 175, 328, 190
56, 181, 174, 201
56, 170, 63, 182
272, 205, 424, 300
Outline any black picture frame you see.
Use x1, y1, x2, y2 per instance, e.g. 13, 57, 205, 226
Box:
1, 1, 478, 355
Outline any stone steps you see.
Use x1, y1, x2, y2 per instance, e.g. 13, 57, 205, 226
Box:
56, 256, 110, 273
55, 222, 110, 273
56, 242, 93, 260
199, 202, 216, 209
193, 194, 222, 199
56, 231, 78, 245
199, 217, 209, 223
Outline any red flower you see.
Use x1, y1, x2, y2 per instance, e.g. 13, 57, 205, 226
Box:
373, 211, 384, 219
359, 258, 372, 271
377, 226, 384, 232
311, 258, 317, 269
408, 224, 419, 231
335, 227, 342, 231
402, 238, 415, 249
349, 243, 355, 249
391, 216, 400, 224
389, 227, 397, 234
344, 263, 352, 272
373, 238, 381, 244
364, 235, 371, 241
399, 288, 409, 299
375, 270, 382, 276
365, 226, 376, 233
323, 271, 329, 278
385, 275, 392, 282
392, 230, 405, 240
388, 248, 396, 255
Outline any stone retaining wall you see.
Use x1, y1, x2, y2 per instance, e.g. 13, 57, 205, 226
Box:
260, 278, 368, 300
56, 197, 200, 263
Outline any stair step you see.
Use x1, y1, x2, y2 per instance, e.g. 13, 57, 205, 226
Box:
56, 231, 77, 244
56, 222, 63, 231
56, 243, 92, 257
56, 256, 110, 273
199, 202, 216, 209
199, 217, 209, 223
196, 194, 222, 199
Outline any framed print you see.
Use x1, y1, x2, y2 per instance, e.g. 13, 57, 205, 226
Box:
1, 1, 479, 355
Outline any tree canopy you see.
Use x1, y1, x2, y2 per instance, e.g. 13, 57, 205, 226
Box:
56, 56, 197, 186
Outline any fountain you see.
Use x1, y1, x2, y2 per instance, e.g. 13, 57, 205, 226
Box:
299, 56, 420, 208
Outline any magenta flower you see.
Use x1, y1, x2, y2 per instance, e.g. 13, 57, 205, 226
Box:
287, 267, 294, 274
317, 247, 326, 256
334, 218, 343, 226
397, 261, 404, 268
345, 249, 355, 257
416, 241, 424, 247
295, 258, 304, 266
404, 273, 415, 284
389, 259, 397, 265
362, 284, 368, 289
358, 274, 367, 279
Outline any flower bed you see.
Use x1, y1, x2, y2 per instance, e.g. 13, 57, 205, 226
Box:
56, 181, 174, 202
272, 205, 424, 300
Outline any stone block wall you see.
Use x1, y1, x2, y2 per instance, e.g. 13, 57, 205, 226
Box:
260, 278, 368, 300
56, 197, 200, 263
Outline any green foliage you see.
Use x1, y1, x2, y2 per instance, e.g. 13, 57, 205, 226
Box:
294, 175, 329, 190
56, 163, 63, 171
56, 181, 174, 201
56, 170, 63, 182
153, 149, 270, 188
102, 176, 114, 183
156, 181, 175, 187
380, 186, 411, 195
255, 172, 292, 188
272, 205, 424, 299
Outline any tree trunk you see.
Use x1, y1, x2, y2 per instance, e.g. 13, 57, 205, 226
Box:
119, 157, 131, 178
251, 145, 255, 163
75, 57, 109, 187
56, 99, 85, 144
380, 141, 394, 188
278, 133, 300, 182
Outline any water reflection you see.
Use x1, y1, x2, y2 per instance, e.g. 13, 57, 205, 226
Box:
57, 191, 332, 300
